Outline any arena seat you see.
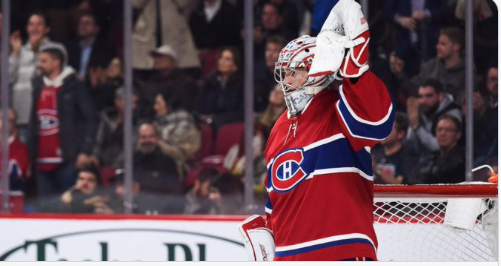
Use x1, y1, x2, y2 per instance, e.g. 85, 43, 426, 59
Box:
190, 123, 214, 164
213, 122, 244, 156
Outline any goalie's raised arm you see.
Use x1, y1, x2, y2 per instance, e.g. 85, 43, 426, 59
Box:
336, 0, 393, 150
309, 0, 394, 150
336, 72, 395, 151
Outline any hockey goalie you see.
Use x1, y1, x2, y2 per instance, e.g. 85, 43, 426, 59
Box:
238, 0, 394, 261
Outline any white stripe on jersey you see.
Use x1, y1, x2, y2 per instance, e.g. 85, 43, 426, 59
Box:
267, 160, 273, 170
307, 167, 374, 181
37, 157, 63, 164
338, 85, 393, 126
303, 133, 345, 151
268, 166, 373, 193
275, 233, 377, 253
336, 100, 386, 141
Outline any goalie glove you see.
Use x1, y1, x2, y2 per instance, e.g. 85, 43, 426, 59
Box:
306, 1, 347, 92
333, 0, 370, 78
306, 30, 348, 94
238, 215, 275, 261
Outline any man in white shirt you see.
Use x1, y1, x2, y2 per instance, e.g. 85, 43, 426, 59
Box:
9, 12, 66, 142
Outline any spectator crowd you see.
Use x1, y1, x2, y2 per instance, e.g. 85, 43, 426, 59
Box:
0, 0, 497, 214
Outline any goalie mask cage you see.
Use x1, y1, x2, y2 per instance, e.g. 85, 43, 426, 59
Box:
373, 184, 498, 262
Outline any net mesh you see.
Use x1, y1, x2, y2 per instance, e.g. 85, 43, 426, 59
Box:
373, 186, 498, 262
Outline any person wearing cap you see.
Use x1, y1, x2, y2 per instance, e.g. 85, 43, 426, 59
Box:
137, 45, 198, 120
27, 44, 99, 203
9, 12, 66, 142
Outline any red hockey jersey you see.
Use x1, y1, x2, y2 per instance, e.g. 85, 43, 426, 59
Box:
36, 85, 63, 171
0, 137, 29, 188
264, 71, 394, 261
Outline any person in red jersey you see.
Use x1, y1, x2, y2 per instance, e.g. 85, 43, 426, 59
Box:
0, 108, 29, 191
28, 44, 99, 202
239, 0, 394, 261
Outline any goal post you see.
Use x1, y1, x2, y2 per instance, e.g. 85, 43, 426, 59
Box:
373, 183, 498, 261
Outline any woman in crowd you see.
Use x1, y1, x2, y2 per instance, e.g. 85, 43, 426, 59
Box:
90, 57, 124, 111
195, 47, 244, 129
259, 84, 286, 132
153, 91, 201, 179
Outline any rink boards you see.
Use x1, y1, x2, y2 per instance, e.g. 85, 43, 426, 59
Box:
0, 214, 495, 261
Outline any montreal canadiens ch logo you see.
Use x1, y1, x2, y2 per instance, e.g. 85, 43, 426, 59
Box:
38, 109, 59, 136
271, 148, 307, 192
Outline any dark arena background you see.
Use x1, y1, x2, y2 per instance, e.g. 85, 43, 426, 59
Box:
0, 0, 498, 262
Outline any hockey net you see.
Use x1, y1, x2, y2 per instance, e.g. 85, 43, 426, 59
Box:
373, 184, 498, 261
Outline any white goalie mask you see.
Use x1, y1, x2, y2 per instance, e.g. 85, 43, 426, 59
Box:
274, 35, 335, 117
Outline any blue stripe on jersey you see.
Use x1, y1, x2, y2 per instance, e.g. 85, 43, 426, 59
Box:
337, 96, 394, 141
266, 137, 372, 192
265, 198, 273, 211
275, 238, 375, 257
266, 164, 272, 189
301, 137, 372, 176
